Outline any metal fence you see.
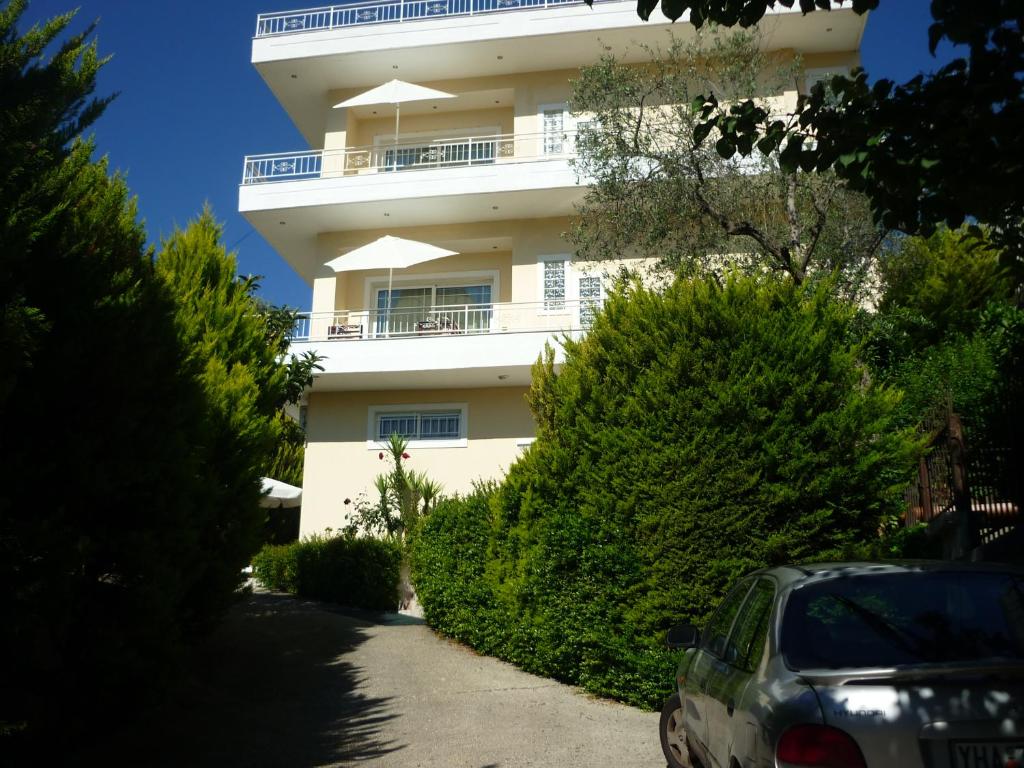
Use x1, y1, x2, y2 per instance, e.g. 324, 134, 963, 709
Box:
256, 0, 624, 36
242, 130, 577, 184
288, 298, 599, 341
904, 408, 1021, 558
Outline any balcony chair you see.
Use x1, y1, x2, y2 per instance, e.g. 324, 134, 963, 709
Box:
327, 323, 363, 339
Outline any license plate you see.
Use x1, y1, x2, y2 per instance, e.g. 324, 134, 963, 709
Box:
951, 741, 1024, 768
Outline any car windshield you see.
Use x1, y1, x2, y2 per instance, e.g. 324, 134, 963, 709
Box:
782, 570, 1024, 670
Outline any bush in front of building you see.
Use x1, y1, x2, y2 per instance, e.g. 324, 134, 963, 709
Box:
413, 275, 921, 709
409, 483, 508, 654
252, 534, 402, 611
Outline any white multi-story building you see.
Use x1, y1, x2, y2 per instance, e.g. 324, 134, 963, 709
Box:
240, 0, 865, 535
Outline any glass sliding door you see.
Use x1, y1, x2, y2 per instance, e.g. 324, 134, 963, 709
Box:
375, 287, 430, 335
435, 285, 492, 332
375, 283, 493, 335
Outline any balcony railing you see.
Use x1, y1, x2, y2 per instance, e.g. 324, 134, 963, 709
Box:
289, 298, 602, 341
255, 0, 626, 37
241, 130, 579, 185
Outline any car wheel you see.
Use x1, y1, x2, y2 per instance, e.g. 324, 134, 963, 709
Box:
659, 692, 693, 768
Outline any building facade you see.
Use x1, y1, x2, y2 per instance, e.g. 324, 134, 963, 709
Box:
240, 0, 865, 536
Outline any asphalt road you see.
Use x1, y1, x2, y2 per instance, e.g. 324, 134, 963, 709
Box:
79, 589, 662, 767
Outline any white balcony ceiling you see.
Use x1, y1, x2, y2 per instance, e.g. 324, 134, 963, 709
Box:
253, 3, 866, 144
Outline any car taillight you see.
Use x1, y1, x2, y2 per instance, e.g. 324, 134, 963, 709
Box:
776, 724, 867, 768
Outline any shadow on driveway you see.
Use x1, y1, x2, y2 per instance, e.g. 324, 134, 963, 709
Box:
77, 590, 404, 767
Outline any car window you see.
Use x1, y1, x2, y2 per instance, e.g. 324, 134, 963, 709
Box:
782, 571, 1024, 670
702, 580, 754, 661
728, 578, 776, 671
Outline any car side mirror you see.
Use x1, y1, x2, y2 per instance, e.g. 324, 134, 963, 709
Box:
666, 622, 700, 650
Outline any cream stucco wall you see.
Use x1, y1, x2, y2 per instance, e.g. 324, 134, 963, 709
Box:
300, 386, 535, 536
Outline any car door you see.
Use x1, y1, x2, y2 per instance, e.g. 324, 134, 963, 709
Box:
683, 579, 755, 764
703, 577, 776, 768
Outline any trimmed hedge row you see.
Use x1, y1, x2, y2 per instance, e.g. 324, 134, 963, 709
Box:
412, 276, 921, 710
252, 534, 402, 611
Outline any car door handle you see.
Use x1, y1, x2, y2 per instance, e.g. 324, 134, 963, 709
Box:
726, 699, 735, 716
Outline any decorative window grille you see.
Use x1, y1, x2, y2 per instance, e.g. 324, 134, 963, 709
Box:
579, 275, 602, 328
543, 108, 566, 155
377, 411, 461, 441
543, 260, 566, 310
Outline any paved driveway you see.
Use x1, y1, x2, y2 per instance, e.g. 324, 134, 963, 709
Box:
85, 589, 662, 767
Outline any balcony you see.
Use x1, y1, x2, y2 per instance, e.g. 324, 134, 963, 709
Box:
255, 0, 626, 37
241, 130, 579, 185
291, 297, 599, 341
290, 299, 598, 390
238, 130, 586, 274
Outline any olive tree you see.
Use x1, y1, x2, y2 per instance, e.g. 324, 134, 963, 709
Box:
570, 32, 883, 297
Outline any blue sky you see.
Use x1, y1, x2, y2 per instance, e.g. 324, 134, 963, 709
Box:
17, 0, 954, 311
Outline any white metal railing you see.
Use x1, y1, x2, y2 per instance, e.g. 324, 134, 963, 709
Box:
289, 298, 602, 341
241, 130, 579, 185
255, 0, 626, 36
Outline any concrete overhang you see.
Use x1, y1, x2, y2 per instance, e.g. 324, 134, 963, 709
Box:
252, 3, 867, 144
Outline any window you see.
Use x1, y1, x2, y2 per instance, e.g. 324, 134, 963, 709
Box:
543, 259, 566, 310
782, 571, 1024, 671
541, 104, 574, 155
374, 283, 493, 335
702, 580, 754, 661
377, 411, 460, 441
578, 275, 602, 328
368, 403, 468, 448
728, 578, 776, 671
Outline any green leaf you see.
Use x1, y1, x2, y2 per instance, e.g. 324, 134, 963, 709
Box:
659, 0, 686, 22
636, 0, 659, 20
756, 135, 779, 155
715, 136, 736, 158
693, 120, 715, 145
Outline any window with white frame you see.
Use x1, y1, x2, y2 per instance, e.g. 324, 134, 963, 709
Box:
377, 411, 460, 441
368, 403, 468, 448
578, 274, 603, 328
541, 105, 568, 155
543, 259, 567, 310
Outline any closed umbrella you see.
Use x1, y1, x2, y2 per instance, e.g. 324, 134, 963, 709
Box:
325, 235, 459, 335
333, 79, 456, 170
260, 477, 302, 509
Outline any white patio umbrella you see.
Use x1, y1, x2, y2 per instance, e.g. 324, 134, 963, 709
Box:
260, 477, 302, 509
324, 235, 459, 334
333, 79, 456, 170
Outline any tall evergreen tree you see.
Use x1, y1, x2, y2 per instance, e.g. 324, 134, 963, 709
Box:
0, 1, 212, 738
0, 6, 319, 744
155, 209, 320, 619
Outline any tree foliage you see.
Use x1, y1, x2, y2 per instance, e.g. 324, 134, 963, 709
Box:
154, 209, 322, 626
414, 275, 919, 708
864, 227, 1023, 438
593, 0, 1023, 278
0, 2, 212, 739
0, 5, 320, 744
570, 32, 882, 295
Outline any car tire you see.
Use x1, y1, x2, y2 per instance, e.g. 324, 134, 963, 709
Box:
659, 692, 694, 768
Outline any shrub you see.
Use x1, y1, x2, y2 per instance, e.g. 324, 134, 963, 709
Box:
251, 543, 299, 591
413, 275, 920, 709
252, 534, 402, 611
409, 483, 504, 651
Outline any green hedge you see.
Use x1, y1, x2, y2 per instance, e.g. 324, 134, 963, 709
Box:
412, 276, 921, 710
252, 534, 402, 611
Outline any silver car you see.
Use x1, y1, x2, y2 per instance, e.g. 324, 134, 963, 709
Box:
660, 561, 1024, 768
